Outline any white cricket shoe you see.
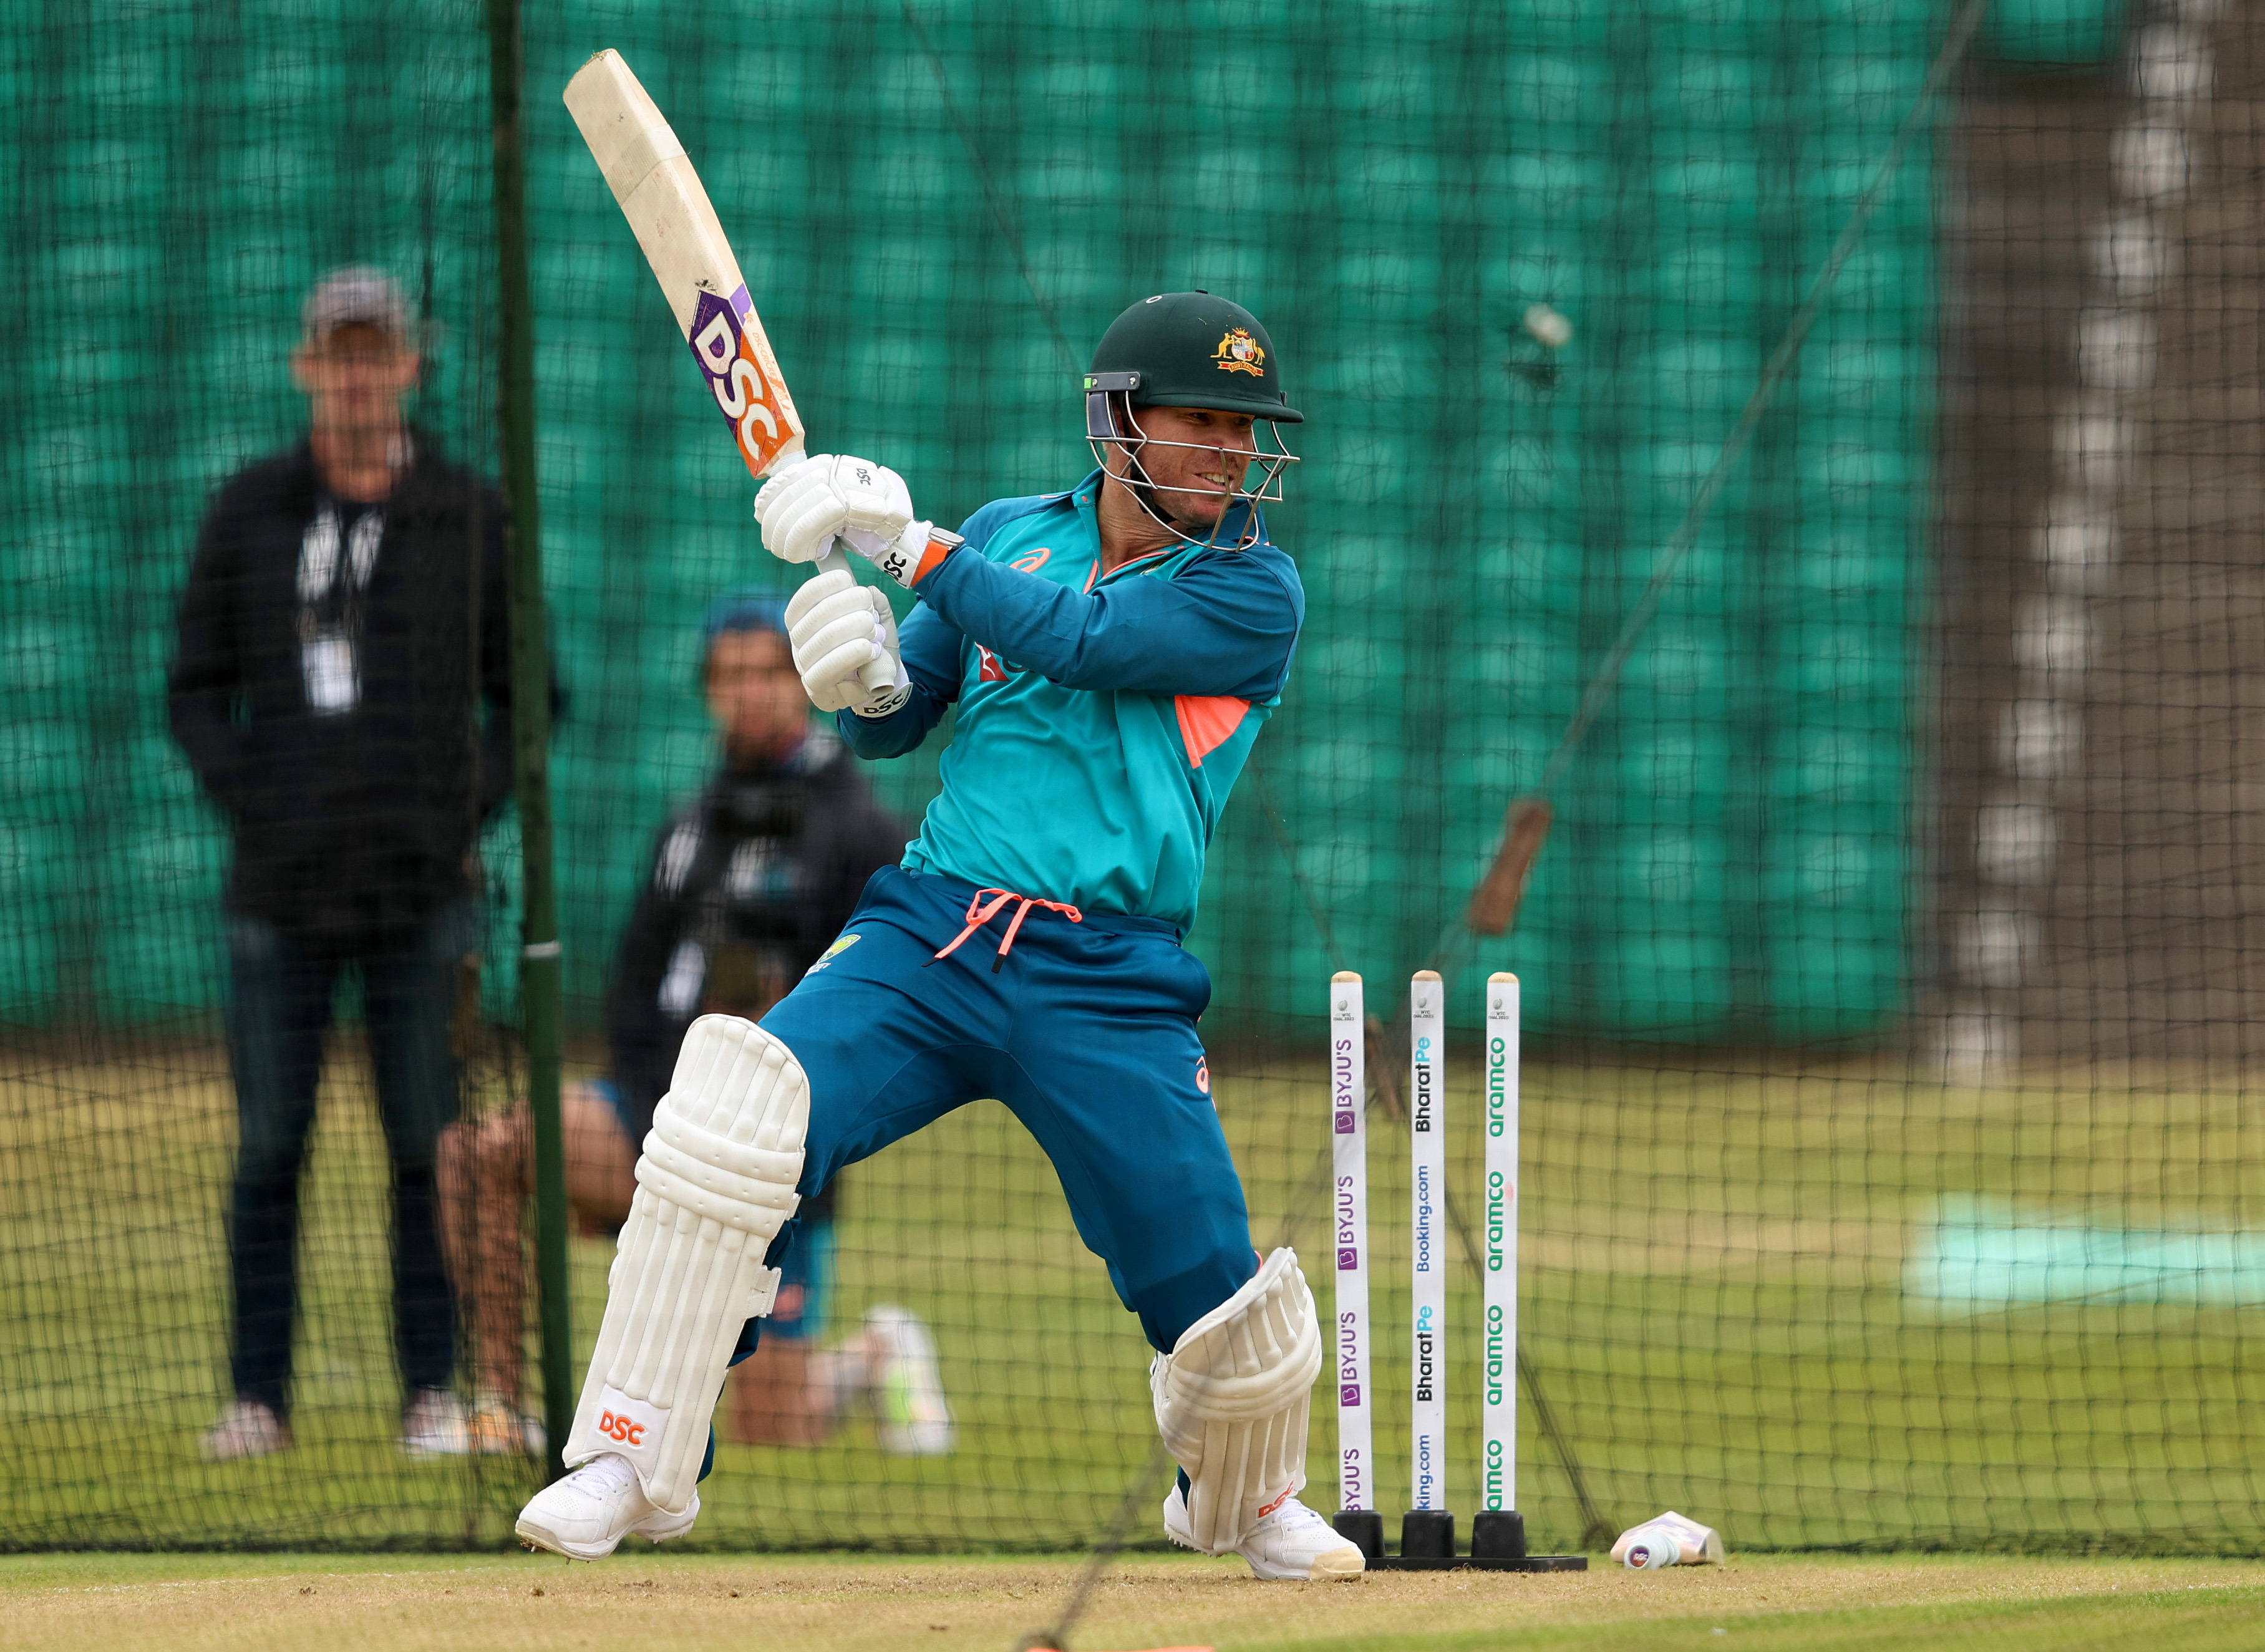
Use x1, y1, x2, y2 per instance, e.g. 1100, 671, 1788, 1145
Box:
868, 1305, 954, 1456
515, 1452, 700, 1561
201, 1398, 292, 1461
1163, 1484, 1365, 1581
400, 1386, 472, 1457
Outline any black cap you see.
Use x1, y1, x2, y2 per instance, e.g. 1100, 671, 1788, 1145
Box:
1085, 291, 1301, 423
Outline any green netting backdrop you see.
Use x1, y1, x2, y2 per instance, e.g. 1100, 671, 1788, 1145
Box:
11, 0, 2261, 1560
2, 2, 1931, 1035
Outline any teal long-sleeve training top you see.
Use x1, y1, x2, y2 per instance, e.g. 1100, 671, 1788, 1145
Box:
838, 469, 1304, 933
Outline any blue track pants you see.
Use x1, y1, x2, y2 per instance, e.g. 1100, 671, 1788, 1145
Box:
753, 866, 1256, 1356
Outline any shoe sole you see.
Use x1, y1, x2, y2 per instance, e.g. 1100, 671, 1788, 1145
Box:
1168, 1519, 1365, 1580
1243, 1544, 1366, 1581
515, 1516, 624, 1562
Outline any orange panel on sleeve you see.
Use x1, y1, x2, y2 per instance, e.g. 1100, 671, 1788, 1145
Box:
1175, 694, 1250, 769
908, 534, 955, 587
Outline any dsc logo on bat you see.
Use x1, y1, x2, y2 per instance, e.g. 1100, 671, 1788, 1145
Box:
688, 286, 790, 475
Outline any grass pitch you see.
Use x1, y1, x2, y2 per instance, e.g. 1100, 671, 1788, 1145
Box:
4, 1040, 2263, 1553
6, 1551, 2264, 1651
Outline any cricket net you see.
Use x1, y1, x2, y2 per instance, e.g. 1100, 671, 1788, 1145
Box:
6, 0, 2263, 1555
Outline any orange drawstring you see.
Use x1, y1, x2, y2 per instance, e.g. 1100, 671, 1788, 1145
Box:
926, 887, 1084, 973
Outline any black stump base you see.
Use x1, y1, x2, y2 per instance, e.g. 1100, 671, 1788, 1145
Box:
1332, 1507, 1588, 1572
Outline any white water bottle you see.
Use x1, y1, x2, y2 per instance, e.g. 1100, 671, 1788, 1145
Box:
1618, 1522, 1680, 1568
1611, 1510, 1724, 1568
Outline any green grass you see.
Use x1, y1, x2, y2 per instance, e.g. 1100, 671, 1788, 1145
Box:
2, 1042, 2262, 1553
5, 1552, 2264, 1651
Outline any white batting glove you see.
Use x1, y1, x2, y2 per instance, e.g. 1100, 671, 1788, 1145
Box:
785, 567, 912, 718
754, 454, 914, 568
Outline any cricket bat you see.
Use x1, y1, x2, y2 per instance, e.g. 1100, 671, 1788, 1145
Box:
563, 49, 871, 582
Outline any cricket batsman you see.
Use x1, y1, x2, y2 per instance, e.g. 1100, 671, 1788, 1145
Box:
517, 292, 1360, 1581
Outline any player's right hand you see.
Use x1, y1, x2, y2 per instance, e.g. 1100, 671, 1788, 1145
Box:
785, 567, 911, 717
755, 453, 915, 565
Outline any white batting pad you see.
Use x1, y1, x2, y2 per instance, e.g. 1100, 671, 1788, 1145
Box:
563, 1015, 810, 1513
1150, 1247, 1324, 1554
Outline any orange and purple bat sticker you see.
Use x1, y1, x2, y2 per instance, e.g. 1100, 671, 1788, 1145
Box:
688, 284, 798, 479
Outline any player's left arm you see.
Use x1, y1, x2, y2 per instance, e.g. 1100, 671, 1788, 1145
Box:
916, 544, 1304, 700
755, 452, 1301, 700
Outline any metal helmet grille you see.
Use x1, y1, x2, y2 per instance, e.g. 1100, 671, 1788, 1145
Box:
1082, 389, 1300, 551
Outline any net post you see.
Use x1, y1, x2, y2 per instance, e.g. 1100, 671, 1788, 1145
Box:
1327, 972, 1379, 1558
1404, 971, 1449, 1558
485, 0, 570, 1482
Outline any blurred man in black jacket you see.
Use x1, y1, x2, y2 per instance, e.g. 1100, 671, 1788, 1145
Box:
440, 593, 951, 1456
170, 267, 515, 1459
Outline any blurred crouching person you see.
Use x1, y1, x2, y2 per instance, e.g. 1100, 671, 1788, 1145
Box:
170, 267, 519, 1459
439, 592, 951, 1456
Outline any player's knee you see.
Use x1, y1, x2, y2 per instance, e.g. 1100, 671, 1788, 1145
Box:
1152, 1249, 1323, 1554
1127, 1242, 1262, 1353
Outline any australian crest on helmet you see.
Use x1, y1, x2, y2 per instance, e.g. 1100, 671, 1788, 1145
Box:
1214, 327, 1266, 377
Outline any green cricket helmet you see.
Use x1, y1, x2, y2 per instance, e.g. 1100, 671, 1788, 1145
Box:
1087, 291, 1302, 422
1082, 291, 1302, 546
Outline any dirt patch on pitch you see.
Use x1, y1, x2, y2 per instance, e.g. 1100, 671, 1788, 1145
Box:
4, 1551, 2263, 1651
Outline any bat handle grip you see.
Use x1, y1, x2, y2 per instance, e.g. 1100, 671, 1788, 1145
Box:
804, 544, 901, 697
812, 528, 887, 580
